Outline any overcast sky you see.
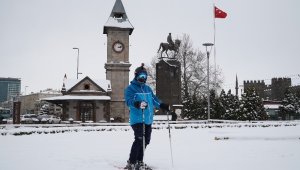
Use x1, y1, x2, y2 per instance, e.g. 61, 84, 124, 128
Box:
1, 0, 300, 94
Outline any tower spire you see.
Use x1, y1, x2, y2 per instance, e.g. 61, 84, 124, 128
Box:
235, 74, 239, 96
111, 0, 126, 15
103, 0, 134, 35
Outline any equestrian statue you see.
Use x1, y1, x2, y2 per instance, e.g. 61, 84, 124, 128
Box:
157, 33, 181, 58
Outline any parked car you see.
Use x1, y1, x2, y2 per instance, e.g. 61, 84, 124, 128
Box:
37, 114, 61, 124
37, 114, 50, 123
0, 108, 11, 124
21, 114, 39, 124
48, 115, 61, 124
3, 118, 13, 124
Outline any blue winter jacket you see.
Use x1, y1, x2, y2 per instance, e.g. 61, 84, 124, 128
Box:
125, 79, 161, 125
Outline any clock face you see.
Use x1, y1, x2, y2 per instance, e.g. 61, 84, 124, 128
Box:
113, 41, 124, 53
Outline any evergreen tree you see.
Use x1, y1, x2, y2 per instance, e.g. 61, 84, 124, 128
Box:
210, 90, 223, 119
192, 94, 206, 119
182, 91, 193, 119
239, 88, 267, 121
224, 90, 240, 120
181, 92, 206, 120
279, 89, 300, 120
218, 89, 227, 119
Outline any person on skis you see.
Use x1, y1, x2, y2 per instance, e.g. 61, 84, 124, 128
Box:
124, 63, 170, 169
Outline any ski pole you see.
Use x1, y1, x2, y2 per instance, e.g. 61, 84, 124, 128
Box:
166, 110, 174, 168
142, 108, 146, 170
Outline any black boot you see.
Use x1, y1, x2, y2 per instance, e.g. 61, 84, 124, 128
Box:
124, 160, 135, 170
135, 161, 152, 170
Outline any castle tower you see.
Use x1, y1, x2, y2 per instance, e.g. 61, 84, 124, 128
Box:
103, 0, 134, 121
243, 80, 266, 99
271, 78, 291, 101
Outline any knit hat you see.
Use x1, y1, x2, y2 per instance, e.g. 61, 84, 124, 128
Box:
134, 63, 147, 77
134, 63, 147, 83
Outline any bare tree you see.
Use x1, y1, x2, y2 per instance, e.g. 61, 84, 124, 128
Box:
146, 56, 158, 93
178, 34, 223, 98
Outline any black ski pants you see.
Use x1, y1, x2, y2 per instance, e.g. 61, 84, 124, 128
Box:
129, 123, 152, 164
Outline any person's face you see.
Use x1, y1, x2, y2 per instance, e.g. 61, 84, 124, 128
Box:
136, 72, 147, 83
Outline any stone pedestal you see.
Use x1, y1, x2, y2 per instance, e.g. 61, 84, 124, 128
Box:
156, 59, 181, 114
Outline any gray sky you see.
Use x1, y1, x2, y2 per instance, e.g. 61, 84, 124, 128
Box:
1, 0, 300, 94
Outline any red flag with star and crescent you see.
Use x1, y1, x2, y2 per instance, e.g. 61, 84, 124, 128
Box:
215, 6, 227, 18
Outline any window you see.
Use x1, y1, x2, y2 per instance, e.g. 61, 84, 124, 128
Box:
84, 84, 90, 90
114, 13, 123, 19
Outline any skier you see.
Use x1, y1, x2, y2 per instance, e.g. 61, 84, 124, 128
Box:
124, 63, 170, 170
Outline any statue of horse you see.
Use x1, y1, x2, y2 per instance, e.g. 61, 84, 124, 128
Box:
157, 39, 181, 58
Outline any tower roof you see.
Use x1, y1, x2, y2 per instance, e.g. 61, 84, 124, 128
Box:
103, 0, 134, 35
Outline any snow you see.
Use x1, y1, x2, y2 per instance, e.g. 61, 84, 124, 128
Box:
104, 17, 134, 30
153, 115, 171, 121
42, 95, 111, 101
64, 78, 111, 92
1, 121, 300, 170
264, 104, 281, 109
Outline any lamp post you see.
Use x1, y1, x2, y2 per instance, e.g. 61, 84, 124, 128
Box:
73, 47, 82, 79
203, 43, 214, 120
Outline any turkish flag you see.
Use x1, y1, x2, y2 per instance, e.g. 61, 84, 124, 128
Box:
215, 6, 227, 18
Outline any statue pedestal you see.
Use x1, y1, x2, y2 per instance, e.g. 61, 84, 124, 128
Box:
156, 59, 181, 114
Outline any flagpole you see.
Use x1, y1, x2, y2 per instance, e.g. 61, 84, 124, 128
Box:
213, 3, 217, 90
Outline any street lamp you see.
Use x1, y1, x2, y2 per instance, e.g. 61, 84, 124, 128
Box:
73, 47, 82, 79
203, 43, 214, 120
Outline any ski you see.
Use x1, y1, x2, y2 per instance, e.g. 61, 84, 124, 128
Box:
113, 164, 154, 170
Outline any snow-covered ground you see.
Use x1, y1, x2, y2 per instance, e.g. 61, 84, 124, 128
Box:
1, 121, 300, 170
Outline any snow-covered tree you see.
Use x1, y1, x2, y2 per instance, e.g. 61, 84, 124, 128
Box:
279, 89, 300, 120
210, 90, 223, 119
220, 89, 240, 120
218, 89, 228, 118
239, 88, 268, 121
181, 91, 193, 119
181, 91, 206, 120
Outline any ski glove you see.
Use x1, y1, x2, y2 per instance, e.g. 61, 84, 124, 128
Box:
134, 101, 148, 110
160, 103, 170, 111
140, 101, 148, 109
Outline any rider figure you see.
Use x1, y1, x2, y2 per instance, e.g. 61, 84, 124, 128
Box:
167, 33, 175, 48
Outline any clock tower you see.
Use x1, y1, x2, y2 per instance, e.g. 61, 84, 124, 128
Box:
103, 0, 134, 121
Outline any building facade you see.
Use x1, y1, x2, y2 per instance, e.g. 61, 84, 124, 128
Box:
43, 76, 111, 122
20, 89, 62, 115
0, 77, 21, 102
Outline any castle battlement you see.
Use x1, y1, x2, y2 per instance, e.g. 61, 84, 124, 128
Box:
271, 77, 291, 86
244, 80, 265, 85
243, 77, 293, 101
